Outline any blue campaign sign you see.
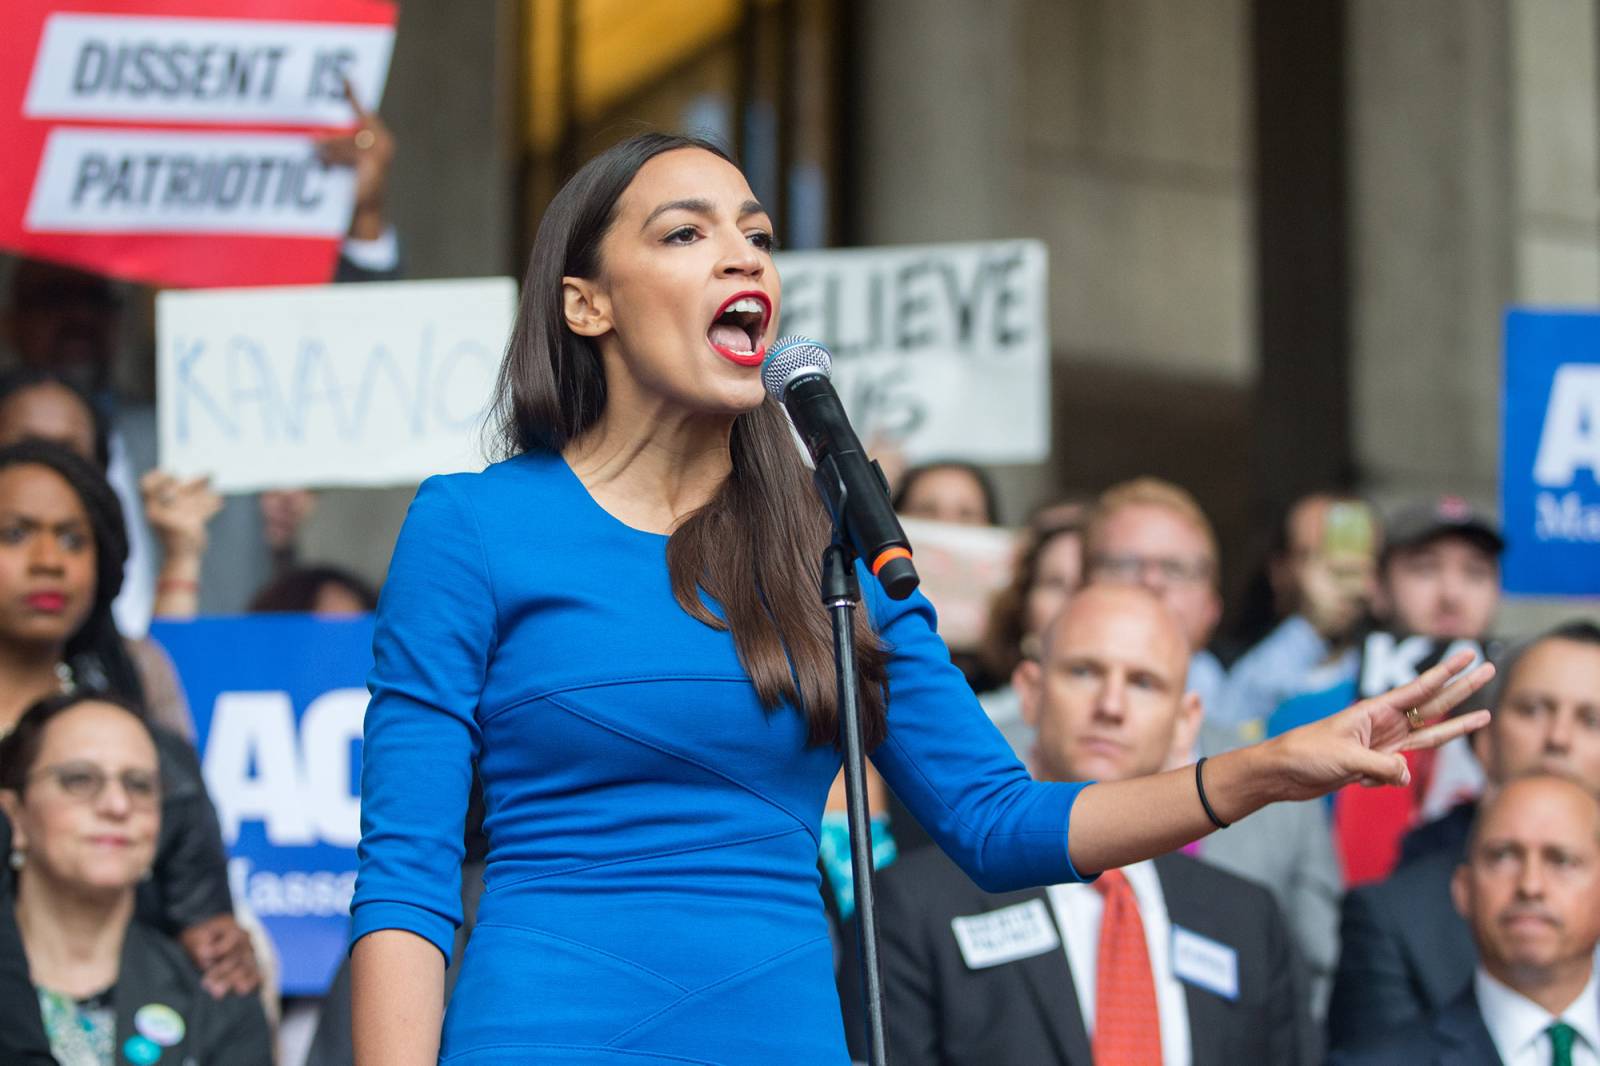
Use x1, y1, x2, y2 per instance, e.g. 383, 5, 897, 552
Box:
150, 614, 373, 996
1503, 310, 1600, 595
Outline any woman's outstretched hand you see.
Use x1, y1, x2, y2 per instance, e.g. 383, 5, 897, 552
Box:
1265, 648, 1495, 801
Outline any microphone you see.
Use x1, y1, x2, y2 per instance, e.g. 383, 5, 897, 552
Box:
762, 336, 919, 600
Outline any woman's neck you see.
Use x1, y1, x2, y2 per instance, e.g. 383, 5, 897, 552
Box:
0, 640, 66, 733
14, 876, 131, 999
565, 403, 736, 535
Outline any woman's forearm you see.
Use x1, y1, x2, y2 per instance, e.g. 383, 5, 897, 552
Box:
352, 929, 445, 1066
1066, 744, 1281, 875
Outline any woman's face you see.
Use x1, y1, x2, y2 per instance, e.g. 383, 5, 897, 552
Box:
898, 467, 993, 526
1023, 531, 1083, 639
0, 384, 97, 464
0, 464, 96, 649
0, 702, 160, 897
566, 148, 779, 417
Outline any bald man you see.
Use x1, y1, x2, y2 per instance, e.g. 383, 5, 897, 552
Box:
1329, 622, 1600, 1051
872, 585, 1307, 1066
1331, 775, 1600, 1064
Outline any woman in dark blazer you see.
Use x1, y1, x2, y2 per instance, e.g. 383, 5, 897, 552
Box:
0, 692, 271, 1065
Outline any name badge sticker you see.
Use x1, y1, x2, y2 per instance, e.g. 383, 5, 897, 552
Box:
1171, 926, 1239, 1000
951, 899, 1061, 970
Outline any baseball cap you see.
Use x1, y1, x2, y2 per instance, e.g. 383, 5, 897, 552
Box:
1383, 495, 1505, 559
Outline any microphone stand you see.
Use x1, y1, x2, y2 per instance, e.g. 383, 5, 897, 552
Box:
814, 455, 890, 1066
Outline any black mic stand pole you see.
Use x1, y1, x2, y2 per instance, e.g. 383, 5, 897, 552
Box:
815, 456, 890, 1066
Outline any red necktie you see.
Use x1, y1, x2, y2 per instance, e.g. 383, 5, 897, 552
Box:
1091, 869, 1162, 1065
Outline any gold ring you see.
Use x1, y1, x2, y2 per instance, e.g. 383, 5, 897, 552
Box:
354, 129, 377, 151
1405, 707, 1425, 730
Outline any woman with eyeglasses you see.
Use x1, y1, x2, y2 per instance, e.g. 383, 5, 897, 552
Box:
0, 441, 250, 1064
0, 692, 271, 1065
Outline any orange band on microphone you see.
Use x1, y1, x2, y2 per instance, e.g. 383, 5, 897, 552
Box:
870, 547, 913, 575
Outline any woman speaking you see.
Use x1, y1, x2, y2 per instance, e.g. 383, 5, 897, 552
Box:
350, 133, 1491, 1065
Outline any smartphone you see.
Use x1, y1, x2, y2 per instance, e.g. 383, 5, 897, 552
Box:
1323, 501, 1377, 562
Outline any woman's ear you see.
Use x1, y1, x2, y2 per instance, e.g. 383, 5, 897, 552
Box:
561, 277, 611, 338
0, 790, 26, 852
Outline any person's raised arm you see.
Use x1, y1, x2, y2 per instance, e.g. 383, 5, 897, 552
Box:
1066, 650, 1492, 873
142, 471, 221, 619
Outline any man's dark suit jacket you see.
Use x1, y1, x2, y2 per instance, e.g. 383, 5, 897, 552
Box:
870, 845, 1307, 1065
1328, 816, 1477, 1051
1327, 986, 1503, 1065
1396, 801, 1476, 870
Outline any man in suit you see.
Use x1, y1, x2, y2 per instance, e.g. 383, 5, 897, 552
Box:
1072, 479, 1344, 1020
1331, 774, 1600, 1064
1329, 620, 1600, 1052
874, 583, 1306, 1065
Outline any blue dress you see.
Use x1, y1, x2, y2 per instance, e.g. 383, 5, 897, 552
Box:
352, 451, 1090, 1064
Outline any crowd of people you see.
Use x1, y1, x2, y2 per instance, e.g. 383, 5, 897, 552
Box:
0, 88, 398, 1066
0, 117, 1592, 1066
844, 459, 1600, 1065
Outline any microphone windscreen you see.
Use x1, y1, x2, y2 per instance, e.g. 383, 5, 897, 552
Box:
761, 335, 832, 401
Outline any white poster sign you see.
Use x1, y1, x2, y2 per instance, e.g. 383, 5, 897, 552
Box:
156, 278, 516, 492
898, 517, 1017, 650
774, 239, 1049, 463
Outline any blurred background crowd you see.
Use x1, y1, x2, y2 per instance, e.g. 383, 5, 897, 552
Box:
1, 2, 1599, 1065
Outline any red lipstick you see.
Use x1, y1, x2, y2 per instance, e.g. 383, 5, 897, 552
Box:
25, 592, 66, 613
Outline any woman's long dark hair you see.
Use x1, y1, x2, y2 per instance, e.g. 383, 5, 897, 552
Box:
489, 132, 889, 748
0, 441, 144, 707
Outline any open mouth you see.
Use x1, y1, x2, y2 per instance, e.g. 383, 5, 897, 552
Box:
707, 291, 771, 366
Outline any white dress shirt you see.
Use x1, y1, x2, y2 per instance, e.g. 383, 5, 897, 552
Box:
1476, 966, 1600, 1066
1047, 861, 1191, 1066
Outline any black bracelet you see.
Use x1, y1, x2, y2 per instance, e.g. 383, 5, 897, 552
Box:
1195, 756, 1230, 830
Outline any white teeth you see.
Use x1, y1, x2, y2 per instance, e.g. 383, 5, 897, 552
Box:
726, 297, 764, 314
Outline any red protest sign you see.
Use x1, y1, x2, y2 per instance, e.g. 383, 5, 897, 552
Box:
0, 0, 397, 288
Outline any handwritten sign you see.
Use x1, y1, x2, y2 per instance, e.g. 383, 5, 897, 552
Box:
0, 0, 397, 288
774, 240, 1049, 463
156, 278, 516, 492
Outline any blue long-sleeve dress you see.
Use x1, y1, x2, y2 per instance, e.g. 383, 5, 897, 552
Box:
352, 450, 1091, 1064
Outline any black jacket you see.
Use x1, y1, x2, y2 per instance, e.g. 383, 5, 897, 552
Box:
867, 845, 1309, 1065
1396, 801, 1476, 871
1328, 842, 1476, 1052
0, 921, 271, 1066
0, 724, 234, 1064
1327, 985, 1503, 1065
